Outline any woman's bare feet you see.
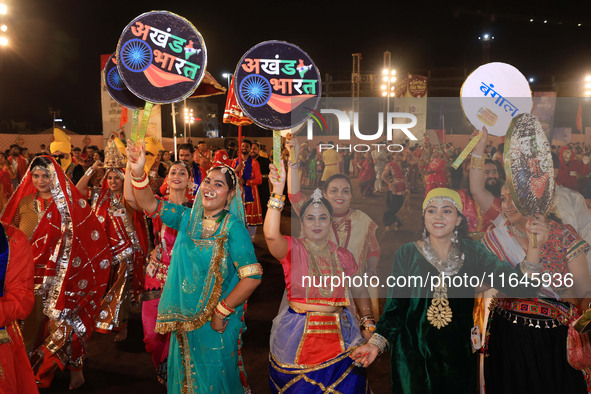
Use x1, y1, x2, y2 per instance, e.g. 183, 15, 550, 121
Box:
69, 369, 84, 390
114, 326, 127, 342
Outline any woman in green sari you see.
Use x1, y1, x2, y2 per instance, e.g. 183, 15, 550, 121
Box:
126, 141, 262, 393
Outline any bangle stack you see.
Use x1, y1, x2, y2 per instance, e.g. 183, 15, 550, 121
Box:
268, 193, 286, 211
360, 315, 376, 332
470, 154, 485, 171
214, 299, 235, 320
520, 258, 543, 277
85, 167, 95, 177
131, 172, 150, 190
288, 161, 301, 168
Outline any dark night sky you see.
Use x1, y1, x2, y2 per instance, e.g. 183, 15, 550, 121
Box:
0, 0, 590, 133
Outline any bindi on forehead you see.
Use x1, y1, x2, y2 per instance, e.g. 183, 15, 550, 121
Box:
206, 172, 227, 185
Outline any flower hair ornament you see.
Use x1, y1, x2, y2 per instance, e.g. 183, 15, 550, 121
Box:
207, 164, 238, 191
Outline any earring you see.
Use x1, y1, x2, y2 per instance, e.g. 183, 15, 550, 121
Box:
422, 228, 428, 240
451, 228, 459, 244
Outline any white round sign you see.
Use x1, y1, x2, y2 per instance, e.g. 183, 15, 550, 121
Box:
460, 62, 532, 136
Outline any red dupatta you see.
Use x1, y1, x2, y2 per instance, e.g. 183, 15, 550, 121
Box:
92, 169, 148, 301
1, 156, 112, 361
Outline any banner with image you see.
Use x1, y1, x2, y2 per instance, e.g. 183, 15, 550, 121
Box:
394, 74, 428, 143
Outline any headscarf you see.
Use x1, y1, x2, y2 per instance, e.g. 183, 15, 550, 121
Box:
49, 128, 72, 172
559, 146, 572, 167
423, 187, 463, 213
212, 149, 232, 167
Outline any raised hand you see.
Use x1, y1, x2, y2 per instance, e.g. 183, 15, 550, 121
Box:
269, 161, 286, 195
125, 139, 146, 177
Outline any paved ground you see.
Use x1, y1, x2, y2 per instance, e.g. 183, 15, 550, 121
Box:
42, 180, 424, 394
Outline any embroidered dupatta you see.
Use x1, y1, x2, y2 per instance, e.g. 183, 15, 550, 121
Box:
0, 156, 112, 364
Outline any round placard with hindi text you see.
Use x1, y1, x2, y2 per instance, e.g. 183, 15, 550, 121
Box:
116, 11, 207, 104
461, 62, 532, 136
233, 40, 321, 130
103, 53, 144, 109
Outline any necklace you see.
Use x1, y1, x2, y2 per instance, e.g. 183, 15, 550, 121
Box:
303, 238, 329, 253
304, 239, 338, 298
418, 238, 465, 329
201, 210, 226, 238
508, 223, 527, 239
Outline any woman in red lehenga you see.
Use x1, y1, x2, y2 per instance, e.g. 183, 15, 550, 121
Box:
76, 144, 148, 343
0, 221, 37, 394
425, 150, 448, 194
1, 156, 112, 390
139, 161, 193, 384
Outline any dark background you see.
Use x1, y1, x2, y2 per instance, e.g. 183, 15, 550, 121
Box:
1, 1, 589, 133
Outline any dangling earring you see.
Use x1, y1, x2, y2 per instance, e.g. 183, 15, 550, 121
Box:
451, 228, 459, 244
422, 228, 428, 240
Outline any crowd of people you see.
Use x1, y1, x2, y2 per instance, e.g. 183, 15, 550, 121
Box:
1, 125, 591, 394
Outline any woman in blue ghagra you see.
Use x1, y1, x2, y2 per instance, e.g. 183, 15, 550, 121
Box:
126, 141, 262, 393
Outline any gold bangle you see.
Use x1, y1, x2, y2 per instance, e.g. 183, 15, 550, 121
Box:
267, 197, 285, 211
271, 193, 286, 201
267, 202, 284, 211
470, 156, 485, 170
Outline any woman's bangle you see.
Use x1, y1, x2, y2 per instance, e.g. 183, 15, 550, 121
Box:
367, 333, 389, 355
220, 299, 235, 314
85, 167, 95, 177
132, 175, 150, 189
271, 193, 286, 201
131, 172, 147, 182
268, 197, 285, 211
359, 315, 375, 327
215, 300, 234, 320
471, 153, 483, 158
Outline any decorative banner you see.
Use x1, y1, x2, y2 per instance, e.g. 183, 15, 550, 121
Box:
233, 40, 321, 130
103, 53, 144, 109
504, 113, 554, 219
116, 11, 207, 104
461, 62, 532, 137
